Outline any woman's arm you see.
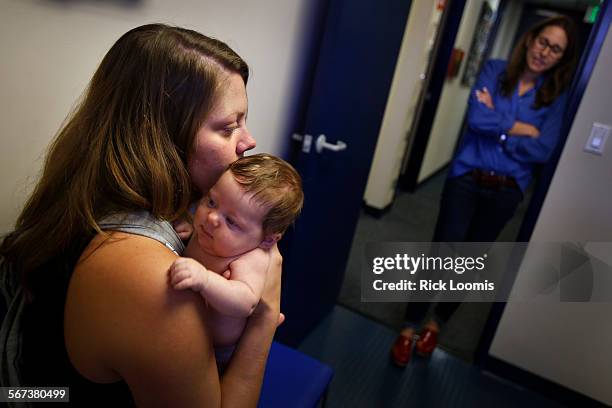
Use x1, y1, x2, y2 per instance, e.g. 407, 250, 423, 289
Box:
466, 60, 516, 137
507, 121, 540, 138
475, 88, 540, 138
65, 233, 280, 407
221, 244, 282, 407
502, 93, 569, 163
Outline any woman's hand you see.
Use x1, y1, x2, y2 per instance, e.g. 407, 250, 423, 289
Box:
509, 121, 541, 138
250, 244, 282, 327
475, 87, 494, 109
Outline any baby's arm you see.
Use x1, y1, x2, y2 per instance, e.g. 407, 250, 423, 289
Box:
169, 249, 269, 318
221, 248, 269, 315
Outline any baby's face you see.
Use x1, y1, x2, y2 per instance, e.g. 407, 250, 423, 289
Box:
192, 171, 267, 258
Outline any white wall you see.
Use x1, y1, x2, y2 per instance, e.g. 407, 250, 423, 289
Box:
418, 0, 500, 183
489, 0, 524, 59
0, 0, 311, 233
490, 21, 612, 405
363, 1, 441, 209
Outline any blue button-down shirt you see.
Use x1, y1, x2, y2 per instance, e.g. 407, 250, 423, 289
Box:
449, 59, 568, 191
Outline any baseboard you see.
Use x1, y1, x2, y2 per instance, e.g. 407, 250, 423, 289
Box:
362, 201, 393, 218
483, 356, 608, 407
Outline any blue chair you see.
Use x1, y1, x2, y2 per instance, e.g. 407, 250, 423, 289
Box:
259, 341, 333, 408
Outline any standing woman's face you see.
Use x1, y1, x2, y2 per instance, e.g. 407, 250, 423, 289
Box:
525, 25, 568, 75
189, 72, 256, 193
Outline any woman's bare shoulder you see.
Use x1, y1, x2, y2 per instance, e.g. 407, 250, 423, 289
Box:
73, 231, 179, 295
69, 232, 182, 312
65, 232, 220, 405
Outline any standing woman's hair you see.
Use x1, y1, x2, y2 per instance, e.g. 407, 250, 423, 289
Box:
501, 15, 578, 108
1, 24, 248, 296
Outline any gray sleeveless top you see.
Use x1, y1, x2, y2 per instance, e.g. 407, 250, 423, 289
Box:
98, 211, 185, 255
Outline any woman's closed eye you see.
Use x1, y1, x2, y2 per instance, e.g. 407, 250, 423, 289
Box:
222, 123, 240, 137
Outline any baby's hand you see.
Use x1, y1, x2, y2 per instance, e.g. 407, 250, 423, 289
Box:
169, 257, 209, 293
173, 218, 194, 241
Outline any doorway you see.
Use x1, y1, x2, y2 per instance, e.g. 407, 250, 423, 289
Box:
337, 0, 596, 361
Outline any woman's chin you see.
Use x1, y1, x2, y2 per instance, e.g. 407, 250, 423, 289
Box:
527, 58, 551, 74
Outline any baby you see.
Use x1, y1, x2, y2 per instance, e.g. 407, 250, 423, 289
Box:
169, 153, 303, 366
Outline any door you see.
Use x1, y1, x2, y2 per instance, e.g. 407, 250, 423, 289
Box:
276, 0, 413, 346
398, 0, 466, 191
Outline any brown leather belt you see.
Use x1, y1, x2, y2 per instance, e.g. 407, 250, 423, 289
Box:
471, 169, 518, 189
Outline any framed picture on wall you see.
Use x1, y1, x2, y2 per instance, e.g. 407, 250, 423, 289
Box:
462, 2, 496, 87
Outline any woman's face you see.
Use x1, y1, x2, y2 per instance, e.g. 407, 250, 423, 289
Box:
525, 25, 568, 75
189, 72, 256, 193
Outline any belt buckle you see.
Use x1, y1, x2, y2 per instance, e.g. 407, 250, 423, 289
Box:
480, 170, 504, 189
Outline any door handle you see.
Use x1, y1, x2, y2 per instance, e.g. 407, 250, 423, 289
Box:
292, 133, 313, 153
315, 134, 347, 154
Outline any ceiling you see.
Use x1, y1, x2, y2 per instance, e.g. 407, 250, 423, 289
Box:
527, 0, 602, 11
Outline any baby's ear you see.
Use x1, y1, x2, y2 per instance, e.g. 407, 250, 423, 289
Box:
260, 233, 282, 249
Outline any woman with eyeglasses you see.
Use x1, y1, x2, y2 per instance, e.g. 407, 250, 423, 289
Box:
391, 15, 579, 367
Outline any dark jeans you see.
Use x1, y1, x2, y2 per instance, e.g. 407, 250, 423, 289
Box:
403, 173, 523, 327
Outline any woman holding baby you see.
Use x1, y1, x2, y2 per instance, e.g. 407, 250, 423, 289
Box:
0, 24, 280, 406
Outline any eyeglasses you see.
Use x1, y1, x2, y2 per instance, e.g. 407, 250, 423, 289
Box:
534, 36, 565, 57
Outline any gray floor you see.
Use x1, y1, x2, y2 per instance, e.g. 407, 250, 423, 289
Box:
298, 305, 562, 408
337, 169, 532, 361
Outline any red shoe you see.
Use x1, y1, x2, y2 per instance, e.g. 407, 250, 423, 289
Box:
390, 334, 413, 367
415, 328, 438, 357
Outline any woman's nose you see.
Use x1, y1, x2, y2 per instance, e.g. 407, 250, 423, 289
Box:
236, 128, 256, 156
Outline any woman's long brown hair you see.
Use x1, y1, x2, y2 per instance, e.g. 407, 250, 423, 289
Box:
0, 24, 248, 296
501, 16, 578, 108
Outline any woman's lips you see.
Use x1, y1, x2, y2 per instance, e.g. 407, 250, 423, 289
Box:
532, 56, 545, 67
